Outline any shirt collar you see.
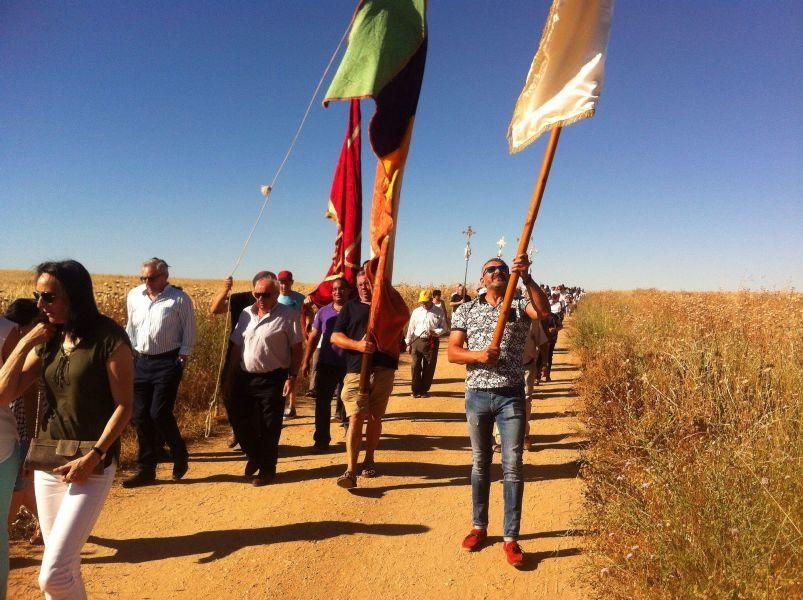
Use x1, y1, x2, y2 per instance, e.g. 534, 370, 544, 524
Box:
140, 283, 172, 298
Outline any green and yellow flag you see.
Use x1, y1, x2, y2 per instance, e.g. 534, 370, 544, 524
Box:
324, 0, 427, 357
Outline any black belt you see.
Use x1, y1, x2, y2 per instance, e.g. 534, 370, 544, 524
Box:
136, 348, 180, 360
243, 368, 288, 379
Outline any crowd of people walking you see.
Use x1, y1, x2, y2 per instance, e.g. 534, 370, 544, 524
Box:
0, 256, 583, 596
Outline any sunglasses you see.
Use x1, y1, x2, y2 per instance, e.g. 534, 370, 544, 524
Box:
483, 265, 510, 276
253, 292, 274, 299
33, 291, 57, 304
140, 274, 163, 282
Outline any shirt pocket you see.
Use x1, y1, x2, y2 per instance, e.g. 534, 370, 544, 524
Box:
158, 300, 181, 328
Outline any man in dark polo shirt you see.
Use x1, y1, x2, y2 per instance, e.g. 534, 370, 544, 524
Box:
300, 277, 350, 453
448, 254, 550, 568
330, 269, 397, 489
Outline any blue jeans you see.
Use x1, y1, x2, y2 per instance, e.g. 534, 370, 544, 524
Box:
0, 442, 20, 600
465, 388, 525, 540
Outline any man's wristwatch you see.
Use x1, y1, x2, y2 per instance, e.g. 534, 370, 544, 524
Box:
91, 446, 106, 461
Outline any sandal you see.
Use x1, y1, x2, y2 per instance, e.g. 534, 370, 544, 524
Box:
359, 462, 378, 478
336, 470, 357, 489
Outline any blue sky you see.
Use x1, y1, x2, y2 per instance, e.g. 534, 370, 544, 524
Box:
2, 1, 801, 290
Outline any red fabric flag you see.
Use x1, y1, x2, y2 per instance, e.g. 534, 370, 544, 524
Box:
309, 100, 362, 307
323, 1, 428, 358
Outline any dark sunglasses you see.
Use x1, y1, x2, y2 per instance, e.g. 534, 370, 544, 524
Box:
253, 292, 274, 299
483, 265, 510, 276
140, 274, 163, 282
33, 291, 57, 304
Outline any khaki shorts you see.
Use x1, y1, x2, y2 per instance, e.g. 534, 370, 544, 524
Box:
341, 367, 395, 418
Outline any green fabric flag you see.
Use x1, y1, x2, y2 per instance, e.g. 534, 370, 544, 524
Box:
324, 0, 426, 103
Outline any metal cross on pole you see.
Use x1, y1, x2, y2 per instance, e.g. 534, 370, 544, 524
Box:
496, 236, 506, 258
462, 225, 475, 294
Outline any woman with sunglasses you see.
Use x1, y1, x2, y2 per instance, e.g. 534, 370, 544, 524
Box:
0, 260, 133, 599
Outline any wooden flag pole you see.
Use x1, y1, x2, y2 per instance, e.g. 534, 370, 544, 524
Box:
490, 126, 562, 349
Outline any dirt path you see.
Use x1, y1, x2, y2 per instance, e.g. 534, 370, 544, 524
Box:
9, 331, 588, 599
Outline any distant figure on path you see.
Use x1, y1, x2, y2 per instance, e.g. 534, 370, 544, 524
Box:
448, 255, 550, 568
431, 289, 447, 320
449, 284, 471, 314
300, 278, 350, 453
226, 276, 302, 486
123, 258, 196, 488
405, 289, 447, 398
330, 269, 398, 489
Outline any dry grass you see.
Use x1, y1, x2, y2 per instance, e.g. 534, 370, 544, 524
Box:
570, 290, 802, 599
0, 270, 444, 466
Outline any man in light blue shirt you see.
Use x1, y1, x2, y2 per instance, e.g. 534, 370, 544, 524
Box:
123, 257, 196, 488
276, 270, 310, 418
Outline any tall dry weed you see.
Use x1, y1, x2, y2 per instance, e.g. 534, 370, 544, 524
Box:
572, 290, 802, 599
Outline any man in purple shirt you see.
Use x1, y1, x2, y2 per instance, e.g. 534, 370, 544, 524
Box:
300, 278, 350, 452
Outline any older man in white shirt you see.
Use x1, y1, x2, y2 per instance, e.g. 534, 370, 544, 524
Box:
226, 276, 302, 486
405, 289, 448, 398
123, 257, 197, 488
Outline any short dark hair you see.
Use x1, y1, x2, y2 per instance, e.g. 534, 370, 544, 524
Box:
251, 271, 277, 285
4, 298, 39, 327
35, 260, 101, 338
432, 289, 441, 297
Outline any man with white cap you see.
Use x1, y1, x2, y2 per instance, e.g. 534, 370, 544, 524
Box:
405, 290, 448, 398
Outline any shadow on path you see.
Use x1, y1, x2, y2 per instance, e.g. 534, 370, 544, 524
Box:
85, 521, 429, 565
379, 433, 469, 452
385, 411, 465, 423
348, 460, 581, 499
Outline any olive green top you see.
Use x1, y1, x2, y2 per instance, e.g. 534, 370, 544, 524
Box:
38, 316, 131, 467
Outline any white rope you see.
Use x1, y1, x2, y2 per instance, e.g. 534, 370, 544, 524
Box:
204, 18, 353, 438
228, 19, 353, 278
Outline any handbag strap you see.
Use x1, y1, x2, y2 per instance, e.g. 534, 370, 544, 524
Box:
32, 356, 45, 441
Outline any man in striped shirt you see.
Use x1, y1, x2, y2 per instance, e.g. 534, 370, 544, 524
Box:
123, 257, 197, 488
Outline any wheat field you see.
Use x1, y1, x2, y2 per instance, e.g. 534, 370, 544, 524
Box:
571, 289, 802, 599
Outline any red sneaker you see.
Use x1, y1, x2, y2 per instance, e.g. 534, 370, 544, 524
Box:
503, 541, 524, 567
461, 528, 487, 552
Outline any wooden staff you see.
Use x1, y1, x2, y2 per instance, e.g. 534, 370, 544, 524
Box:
490, 126, 562, 348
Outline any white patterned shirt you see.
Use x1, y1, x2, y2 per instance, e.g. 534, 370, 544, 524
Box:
126, 284, 197, 355
451, 294, 531, 389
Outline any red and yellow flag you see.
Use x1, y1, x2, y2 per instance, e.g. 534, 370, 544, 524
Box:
309, 100, 362, 307
324, 0, 427, 356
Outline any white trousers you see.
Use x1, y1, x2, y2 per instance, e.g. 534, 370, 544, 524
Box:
34, 462, 115, 600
